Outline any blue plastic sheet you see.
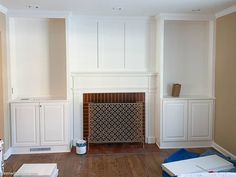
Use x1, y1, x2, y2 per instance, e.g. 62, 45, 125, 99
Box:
162, 149, 236, 177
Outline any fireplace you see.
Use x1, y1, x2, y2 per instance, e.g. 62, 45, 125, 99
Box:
72, 72, 157, 145
83, 93, 145, 144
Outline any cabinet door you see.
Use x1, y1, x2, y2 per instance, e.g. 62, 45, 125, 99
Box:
11, 103, 40, 146
40, 103, 68, 145
163, 100, 188, 141
188, 100, 213, 141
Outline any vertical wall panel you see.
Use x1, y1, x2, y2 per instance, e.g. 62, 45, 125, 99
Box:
125, 22, 149, 70
70, 19, 98, 72
99, 21, 125, 70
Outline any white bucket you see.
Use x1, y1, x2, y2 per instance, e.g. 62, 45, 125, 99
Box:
76, 140, 86, 155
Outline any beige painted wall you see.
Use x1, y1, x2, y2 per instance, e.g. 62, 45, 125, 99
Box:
215, 12, 236, 155
0, 32, 3, 139
0, 12, 10, 152
0, 13, 5, 139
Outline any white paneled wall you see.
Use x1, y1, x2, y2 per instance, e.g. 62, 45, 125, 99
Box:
70, 19, 98, 70
99, 21, 125, 69
126, 22, 150, 70
69, 16, 155, 72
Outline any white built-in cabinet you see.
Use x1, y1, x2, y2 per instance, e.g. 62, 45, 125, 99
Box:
9, 16, 70, 154
163, 100, 188, 142
163, 100, 213, 143
188, 100, 213, 141
11, 103, 39, 147
40, 103, 68, 146
156, 16, 215, 148
11, 102, 69, 152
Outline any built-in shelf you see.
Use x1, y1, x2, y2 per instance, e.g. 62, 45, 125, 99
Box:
162, 20, 214, 98
156, 15, 215, 149
9, 17, 67, 100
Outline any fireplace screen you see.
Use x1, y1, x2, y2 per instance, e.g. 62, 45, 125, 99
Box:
88, 103, 144, 144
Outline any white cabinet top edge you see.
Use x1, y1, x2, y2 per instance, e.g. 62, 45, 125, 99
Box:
10, 97, 69, 103
162, 96, 215, 100
71, 71, 158, 77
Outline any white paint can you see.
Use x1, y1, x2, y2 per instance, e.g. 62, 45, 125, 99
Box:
76, 140, 86, 155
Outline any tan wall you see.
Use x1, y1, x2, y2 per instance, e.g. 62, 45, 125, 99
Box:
0, 31, 3, 139
215, 12, 236, 155
0, 13, 5, 139
0, 12, 10, 151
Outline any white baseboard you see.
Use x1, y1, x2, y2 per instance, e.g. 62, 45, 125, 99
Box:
159, 141, 213, 149
3, 145, 71, 159
4, 148, 12, 160
147, 137, 156, 144
212, 142, 236, 160
11, 145, 71, 155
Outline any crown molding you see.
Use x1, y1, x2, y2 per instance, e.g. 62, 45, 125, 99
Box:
70, 14, 153, 22
215, 5, 236, 18
0, 4, 8, 14
7, 10, 71, 18
155, 13, 215, 21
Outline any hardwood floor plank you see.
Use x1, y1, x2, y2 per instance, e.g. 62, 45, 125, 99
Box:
3, 145, 210, 177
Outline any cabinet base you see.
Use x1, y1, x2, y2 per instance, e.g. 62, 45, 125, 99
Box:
157, 141, 213, 149
10, 145, 71, 155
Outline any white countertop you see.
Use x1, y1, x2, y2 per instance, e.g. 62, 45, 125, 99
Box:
10, 97, 69, 103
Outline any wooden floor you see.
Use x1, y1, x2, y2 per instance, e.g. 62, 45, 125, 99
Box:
3, 144, 209, 177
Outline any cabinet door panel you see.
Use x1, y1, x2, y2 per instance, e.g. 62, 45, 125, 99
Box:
188, 100, 213, 140
11, 103, 39, 146
40, 103, 67, 145
163, 101, 188, 141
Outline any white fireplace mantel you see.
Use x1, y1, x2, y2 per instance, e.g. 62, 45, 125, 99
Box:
71, 72, 158, 145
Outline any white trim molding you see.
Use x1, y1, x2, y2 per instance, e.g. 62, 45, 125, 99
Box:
7, 10, 71, 18
156, 13, 215, 21
71, 71, 158, 77
0, 4, 8, 14
215, 5, 236, 19
158, 141, 213, 149
3, 148, 12, 160
10, 145, 71, 155
212, 142, 236, 160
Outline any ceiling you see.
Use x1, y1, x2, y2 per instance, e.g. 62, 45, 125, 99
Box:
0, 0, 236, 16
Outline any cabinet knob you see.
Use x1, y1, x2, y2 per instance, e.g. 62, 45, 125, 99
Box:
39, 105, 42, 107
